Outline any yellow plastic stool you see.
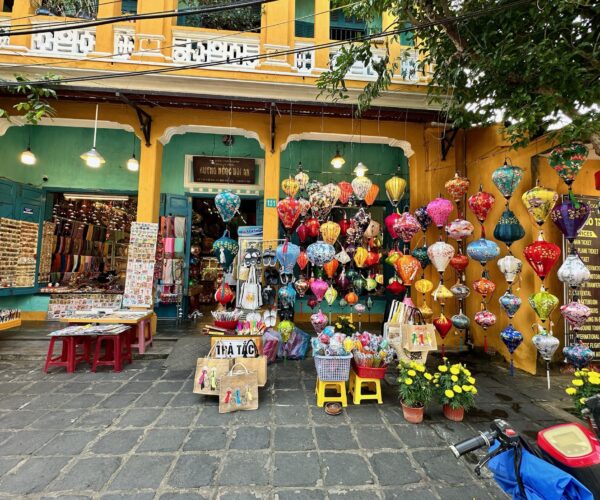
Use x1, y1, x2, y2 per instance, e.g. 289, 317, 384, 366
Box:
348, 369, 383, 405
315, 378, 348, 407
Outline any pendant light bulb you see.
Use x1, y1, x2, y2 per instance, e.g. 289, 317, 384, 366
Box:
127, 154, 139, 172
354, 162, 368, 177
81, 104, 104, 168
331, 149, 345, 169
20, 147, 36, 165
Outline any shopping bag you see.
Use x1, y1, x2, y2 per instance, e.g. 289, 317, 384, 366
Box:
193, 343, 232, 396
234, 355, 267, 387
262, 329, 280, 364
401, 309, 437, 352
219, 363, 259, 413
240, 265, 261, 310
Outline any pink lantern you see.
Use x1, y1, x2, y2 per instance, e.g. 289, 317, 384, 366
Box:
310, 278, 329, 302
561, 301, 591, 331
385, 212, 402, 239
311, 310, 328, 333
393, 212, 421, 243
426, 197, 454, 229
446, 219, 475, 241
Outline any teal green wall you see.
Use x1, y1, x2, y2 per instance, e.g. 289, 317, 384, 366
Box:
0, 295, 49, 312
0, 125, 140, 191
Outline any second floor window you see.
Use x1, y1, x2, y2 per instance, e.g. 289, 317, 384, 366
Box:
178, 0, 261, 32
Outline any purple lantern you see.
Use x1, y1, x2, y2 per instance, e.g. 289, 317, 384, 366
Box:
414, 206, 432, 233
550, 198, 591, 243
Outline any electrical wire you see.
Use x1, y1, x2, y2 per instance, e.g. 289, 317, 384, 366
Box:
0, 0, 536, 89
5, 0, 123, 27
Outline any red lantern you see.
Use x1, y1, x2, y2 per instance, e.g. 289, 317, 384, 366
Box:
323, 259, 339, 279
365, 250, 381, 267
277, 197, 301, 231
385, 212, 402, 239
338, 181, 353, 205
450, 254, 469, 273
296, 223, 309, 243
297, 250, 309, 271
339, 214, 352, 237
473, 277, 496, 298
524, 237, 561, 281
394, 255, 421, 286
433, 313, 453, 339
305, 217, 321, 238
468, 189, 496, 223
307, 297, 318, 309
386, 280, 406, 295
215, 283, 235, 305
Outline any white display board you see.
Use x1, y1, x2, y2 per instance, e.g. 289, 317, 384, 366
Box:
123, 222, 159, 308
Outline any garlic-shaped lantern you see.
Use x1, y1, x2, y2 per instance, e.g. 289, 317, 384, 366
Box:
427, 241, 455, 274
557, 252, 591, 289
497, 255, 523, 284
351, 163, 373, 201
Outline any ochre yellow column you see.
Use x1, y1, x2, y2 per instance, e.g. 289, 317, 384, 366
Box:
259, 0, 292, 71
313, 0, 330, 70
94, 0, 122, 55
9, 0, 36, 50
382, 11, 401, 73
137, 137, 164, 223
134, 0, 176, 61
262, 144, 282, 241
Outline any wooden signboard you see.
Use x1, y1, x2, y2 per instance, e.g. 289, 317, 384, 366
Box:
192, 156, 255, 185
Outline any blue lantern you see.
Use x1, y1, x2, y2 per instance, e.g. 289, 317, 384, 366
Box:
276, 240, 301, 274
411, 246, 430, 270
467, 238, 500, 267
563, 342, 594, 369
500, 325, 523, 375
451, 312, 470, 330
493, 208, 525, 248
499, 291, 522, 319
306, 241, 335, 267
214, 191, 241, 223
212, 230, 239, 271
278, 283, 297, 308
492, 161, 524, 200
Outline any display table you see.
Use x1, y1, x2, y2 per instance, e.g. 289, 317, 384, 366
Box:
61, 310, 154, 354
209, 334, 263, 357
0, 318, 21, 332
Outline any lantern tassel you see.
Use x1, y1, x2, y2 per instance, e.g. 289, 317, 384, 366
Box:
510, 356, 514, 376
441, 343, 446, 357
547, 361, 551, 390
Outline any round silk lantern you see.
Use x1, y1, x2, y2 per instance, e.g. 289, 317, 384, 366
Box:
499, 291, 521, 319
451, 311, 470, 330
419, 302, 433, 321
563, 342, 594, 369
528, 288, 559, 322
493, 208, 525, 247
467, 238, 500, 267
468, 188, 495, 224
339, 214, 352, 237
215, 283, 235, 305
351, 175, 373, 201
521, 186, 558, 227
364, 220, 381, 239
310, 278, 329, 302
296, 222, 309, 243
296, 250, 309, 271
364, 183, 380, 206
385, 212, 402, 239
324, 285, 338, 306
323, 259, 339, 279
278, 283, 297, 308
305, 217, 320, 238
533, 332, 559, 362
298, 197, 311, 217
548, 143, 589, 186
214, 190, 241, 222
450, 283, 470, 300
365, 249, 381, 267
500, 325, 523, 375
492, 161, 524, 200
550, 198, 591, 242
336, 270, 350, 291
310, 310, 328, 333
394, 255, 421, 286
353, 276, 366, 294
561, 301, 591, 331
497, 255, 523, 284
524, 236, 561, 281
473, 276, 496, 298
427, 241, 455, 273
365, 276, 378, 292
334, 248, 351, 265
338, 181, 353, 204
433, 283, 454, 303
412, 246, 430, 270
344, 291, 359, 306
386, 280, 406, 295
385, 175, 407, 207
557, 252, 590, 289
426, 197, 454, 229
281, 177, 299, 198
385, 249, 403, 266
306, 179, 322, 197
433, 313, 453, 339
415, 278, 434, 295
446, 219, 474, 241
394, 212, 421, 243
320, 221, 341, 245
444, 173, 471, 202
474, 309, 496, 329
276, 240, 301, 274
309, 191, 332, 220
307, 241, 335, 267
414, 206, 432, 233
212, 230, 239, 271
322, 183, 341, 207
307, 297, 318, 310
295, 170, 309, 190
277, 197, 301, 231
294, 276, 309, 297
353, 247, 369, 268
450, 254, 469, 273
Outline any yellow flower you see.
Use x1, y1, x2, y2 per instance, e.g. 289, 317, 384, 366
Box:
451, 375, 459, 382
462, 385, 471, 392
472, 388, 478, 395
565, 387, 577, 395
335, 323, 342, 328
572, 379, 584, 387
468, 377, 476, 384
416, 364, 425, 372
591, 377, 600, 385
453, 385, 463, 393
409, 361, 416, 368
408, 370, 417, 377
580, 398, 587, 405
404, 378, 413, 385
445, 389, 454, 398
443, 357, 448, 361
575, 371, 582, 377
450, 367, 460, 375
424, 373, 433, 381
438, 366, 448, 372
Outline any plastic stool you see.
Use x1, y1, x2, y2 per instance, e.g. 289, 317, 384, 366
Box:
348, 369, 383, 404
92, 330, 132, 373
44, 336, 93, 373
315, 378, 348, 407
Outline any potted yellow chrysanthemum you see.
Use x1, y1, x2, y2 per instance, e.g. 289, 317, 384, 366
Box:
397, 360, 433, 424
565, 369, 600, 416
434, 359, 477, 421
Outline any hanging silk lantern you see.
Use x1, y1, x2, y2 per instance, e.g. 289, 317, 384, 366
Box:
394, 212, 421, 243
385, 175, 407, 207
277, 197, 301, 231
420, 302, 434, 321
414, 206, 432, 233
450, 254, 469, 274
444, 173, 471, 202
297, 250, 309, 271
338, 181, 353, 205
353, 275, 366, 294
322, 183, 341, 207
276, 240, 301, 274
295, 170, 309, 190
306, 179, 322, 197
563, 342, 594, 369
296, 222, 309, 243
473, 277, 496, 298
433, 283, 454, 303
415, 278, 434, 295
427, 241, 455, 273
500, 325, 523, 375
497, 255, 523, 284
339, 214, 352, 237
412, 246, 430, 270
310, 278, 329, 302
426, 197, 454, 229
364, 220, 381, 239
474, 309, 496, 329
446, 219, 474, 241
320, 221, 341, 245
521, 186, 558, 227
394, 255, 421, 286
281, 177, 300, 198
492, 161, 524, 200
451, 312, 470, 330
212, 230, 239, 271
433, 313, 453, 339
323, 259, 339, 279
499, 291, 522, 319
385, 249, 403, 266
353, 207, 371, 230
365, 249, 381, 267
294, 276, 309, 297
307, 241, 335, 267
524, 236, 561, 281
214, 283, 235, 306
336, 270, 350, 291
450, 283, 470, 300
385, 212, 402, 239
548, 143, 589, 187
365, 276, 378, 292
364, 183, 380, 206
334, 248, 351, 265
309, 191, 332, 220
561, 301, 591, 331
310, 310, 328, 333
215, 190, 241, 223
324, 285, 338, 306
467, 238, 500, 267
386, 280, 406, 295
298, 197, 311, 217
493, 208, 525, 247
351, 175, 373, 201
528, 288, 559, 322
353, 247, 369, 268
278, 283, 297, 308
557, 252, 591, 289
304, 217, 320, 238
550, 198, 591, 243
375, 273, 384, 285
344, 291, 359, 306
467, 188, 495, 224
533, 331, 560, 362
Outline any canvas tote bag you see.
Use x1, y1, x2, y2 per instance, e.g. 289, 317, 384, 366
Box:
219, 363, 259, 413
193, 343, 232, 396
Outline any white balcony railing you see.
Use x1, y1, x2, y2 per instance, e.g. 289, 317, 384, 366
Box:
294, 44, 314, 73
171, 31, 260, 68
399, 49, 420, 82
114, 29, 135, 59
0, 18, 10, 48
31, 26, 96, 56
330, 49, 383, 79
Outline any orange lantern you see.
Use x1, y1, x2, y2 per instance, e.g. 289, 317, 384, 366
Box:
345, 291, 359, 305
338, 181, 353, 204
323, 259, 339, 279
353, 247, 369, 268
394, 255, 421, 286
297, 250, 309, 271
364, 183, 380, 206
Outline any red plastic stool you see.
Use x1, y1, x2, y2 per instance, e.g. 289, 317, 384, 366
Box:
44, 335, 93, 373
92, 330, 132, 372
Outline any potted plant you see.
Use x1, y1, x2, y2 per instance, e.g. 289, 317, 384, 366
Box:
565, 369, 600, 417
334, 315, 357, 335
397, 360, 433, 424
434, 359, 477, 422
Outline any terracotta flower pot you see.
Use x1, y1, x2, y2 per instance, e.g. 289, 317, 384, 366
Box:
443, 404, 465, 422
401, 402, 424, 424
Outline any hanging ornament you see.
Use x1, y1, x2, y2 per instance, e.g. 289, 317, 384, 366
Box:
306, 241, 336, 267
294, 276, 309, 297
304, 217, 321, 238
493, 208, 525, 247
323, 259, 339, 279
306, 179, 323, 197
385, 249, 403, 266
277, 197, 301, 231
324, 285, 338, 306
411, 246, 430, 271
474, 309, 496, 330
492, 161, 524, 200
394, 212, 421, 243
433, 313, 453, 356
467, 238, 500, 267
334, 248, 351, 265
364, 220, 381, 239
353, 247, 369, 268
310, 278, 329, 302
295, 169, 309, 190
473, 276, 496, 299
310, 310, 328, 333
338, 181, 353, 205
521, 186, 558, 227
322, 183, 341, 207
528, 288, 559, 323
427, 241, 455, 274
276, 240, 301, 274
499, 291, 522, 319
364, 183, 380, 206
281, 177, 300, 198
386, 280, 406, 296
385, 175, 407, 207
561, 301, 592, 331
563, 342, 594, 369
446, 219, 475, 241
344, 291, 359, 306
320, 221, 341, 245
426, 197, 454, 229
415, 279, 434, 295
394, 255, 421, 286
353, 207, 371, 230
444, 173, 470, 203
296, 223, 309, 244
339, 213, 352, 237
419, 302, 434, 321
214, 190, 241, 223
351, 174, 373, 201
497, 255, 523, 284
433, 283, 454, 303
548, 143, 589, 187
532, 325, 560, 389
385, 212, 402, 239
450, 254, 469, 274
297, 250, 309, 271
467, 188, 495, 224
365, 276, 378, 292
500, 325, 523, 375
451, 311, 470, 330
309, 191, 332, 220
414, 206, 433, 233
524, 236, 561, 281
557, 252, 591, 289
450, 283, 470, 300
336, 270, 350, 291
215, 283, 235, 306
365, 249, 381, 267
353, 275, 366, 294
299, 197, 311, 217
550, 198, 591, 243
307, 297, 318, 310
212, 230, 239, 271
278, 283, 297, 308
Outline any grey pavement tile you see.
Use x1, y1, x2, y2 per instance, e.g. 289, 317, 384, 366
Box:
219, 452, 269, 486
369, 452, 422, 486
30, 410, 82, 429
134, 391, 175, 407
101, 494, 155, 500
273, 452, 321, 487
383, 488, 438, 499
230, 426, 270, 450
36, 430, 97, 455
170, 391, 204, 407
61, 393, 105, 409
275, 377, 305, 390
116, 408, 162, 428
92, 430, 144, 454
0, 382, 29, 394
345, 406, 385, 424
328, 489, 382, 499
85, 382, 124, 394
1, 429, 59, 455
234, 401, 272, 425
23, 393, 72, 410
162, 370, 192, 380
54, 382, 90, 393
184, 428, 228, 451
434, 483, 496, 499
314, 425, 359, 450
273, 426, 316, 451
160, 493, 210, 500
168, 454, 220, 488
115, 381, 154, 393
132, 370, 166, 381
355, 425, 403, 450
109, 455, 174, 489
274, 390, 307, 406
41, 495, 92, 500
197, 405, 237, 426
274, 405, 310, 425
0, 456, 69, 494
320, 452, 374, 486
393, 424, 447, 448
20, 381, 56, 394
153, 381, 185, 392
100, 393, 140, 409
0, 458, 21, 476
275, 489, 325, 500
73, 409, 120, 428
156, 407, 198, 427
413, 449, 475, 484
0, 394, 37, 410
48, 456, 122, 492
309, 406, 349, 425
218, 492, 266, 500
137, 428, 189, 452
0, 410, 43, 429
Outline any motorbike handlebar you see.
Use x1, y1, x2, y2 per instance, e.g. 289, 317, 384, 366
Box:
450, 430, 497, 458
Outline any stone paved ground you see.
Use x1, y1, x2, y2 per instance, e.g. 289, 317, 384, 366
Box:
0, 343, 576, 500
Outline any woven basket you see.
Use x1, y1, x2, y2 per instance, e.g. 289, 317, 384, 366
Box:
314, 354, 352, 381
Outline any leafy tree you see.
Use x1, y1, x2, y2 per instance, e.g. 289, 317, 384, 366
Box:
0, 74, 59, 125
317, 0, 600, 154
179, 0, 262, 32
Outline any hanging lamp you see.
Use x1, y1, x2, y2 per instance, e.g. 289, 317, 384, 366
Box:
126, 134, 139, 172
81, 104, 105, 168
20, 127, 36, 165
330, 147, 345, 169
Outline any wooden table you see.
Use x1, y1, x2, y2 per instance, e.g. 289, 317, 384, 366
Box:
61, 311, 154, 354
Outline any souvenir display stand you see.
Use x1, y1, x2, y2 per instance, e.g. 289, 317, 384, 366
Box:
0, 309, 21, 331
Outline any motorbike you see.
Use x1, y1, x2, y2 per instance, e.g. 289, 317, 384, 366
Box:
450, 394, 600, 499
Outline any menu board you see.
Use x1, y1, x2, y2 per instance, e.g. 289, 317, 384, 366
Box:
123, 222, 159, 308
565, 195, 600, 356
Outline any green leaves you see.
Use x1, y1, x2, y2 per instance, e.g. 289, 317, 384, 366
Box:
0, 73, 59, 125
